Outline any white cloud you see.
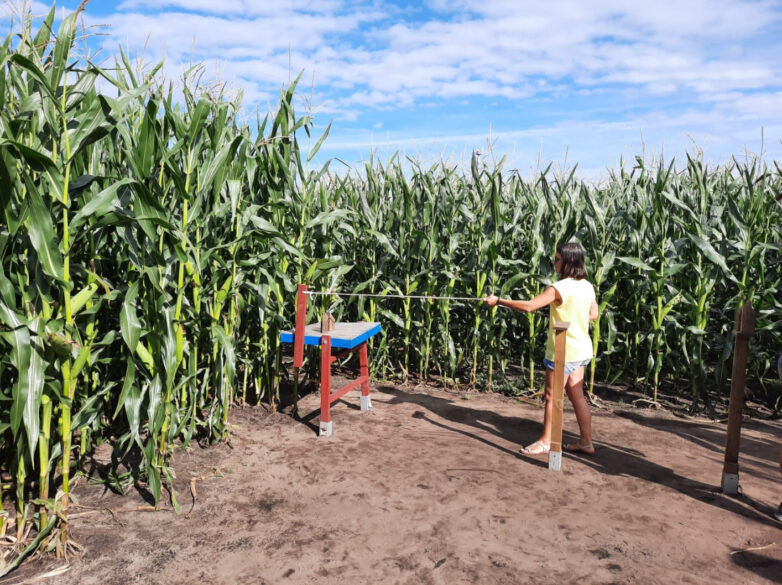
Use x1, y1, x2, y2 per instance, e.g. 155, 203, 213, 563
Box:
720, 91, 782, 119
85, 0, 782, 119
318, 97, 782, 181
35, 0, 775, 175
117, 0, 346, 17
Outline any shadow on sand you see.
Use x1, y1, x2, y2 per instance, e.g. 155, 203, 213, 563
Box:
369, 384, 782, 532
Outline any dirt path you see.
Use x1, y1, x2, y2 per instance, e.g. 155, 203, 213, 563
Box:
7, 380, 782, 585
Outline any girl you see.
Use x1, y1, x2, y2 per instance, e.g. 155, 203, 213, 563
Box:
484, 242, 598, 455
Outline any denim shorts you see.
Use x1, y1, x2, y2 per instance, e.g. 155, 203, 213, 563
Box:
543, 358, 592, 375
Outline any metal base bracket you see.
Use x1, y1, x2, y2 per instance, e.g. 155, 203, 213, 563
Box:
548, 451, 562, 471
319, 421, 333, 437
360, 396, 373, 411
721, 472, 740, 495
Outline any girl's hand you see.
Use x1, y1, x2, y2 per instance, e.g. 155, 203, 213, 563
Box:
484, 294, 499, 307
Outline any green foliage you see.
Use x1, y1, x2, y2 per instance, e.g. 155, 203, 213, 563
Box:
0, 3, 780, 560
326, 155, 780, 407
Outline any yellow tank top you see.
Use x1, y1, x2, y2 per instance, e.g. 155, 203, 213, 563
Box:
544, 278, 596, 362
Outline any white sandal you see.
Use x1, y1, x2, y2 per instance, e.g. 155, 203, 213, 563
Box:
520, 441, 550, 455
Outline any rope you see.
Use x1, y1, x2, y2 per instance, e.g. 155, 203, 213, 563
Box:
303, 290, 486, 302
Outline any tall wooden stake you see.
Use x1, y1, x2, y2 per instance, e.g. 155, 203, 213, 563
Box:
549, 321, 570, 471
721, 301, 755, 495
293, 284, 308, 369
292, 284, 308, 415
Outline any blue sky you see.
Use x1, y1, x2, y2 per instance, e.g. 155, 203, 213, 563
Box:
6, 0, 782, 179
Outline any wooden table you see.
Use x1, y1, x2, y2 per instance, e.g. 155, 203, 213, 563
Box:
280, 285, 381, 436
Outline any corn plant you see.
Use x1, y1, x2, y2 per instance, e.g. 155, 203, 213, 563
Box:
2, 3, 781, 566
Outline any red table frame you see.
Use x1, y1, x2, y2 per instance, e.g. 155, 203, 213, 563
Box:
289, 284, 375, 436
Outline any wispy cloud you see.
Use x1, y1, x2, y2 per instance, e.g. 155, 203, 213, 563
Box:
6, 0, 780, 175
88, 0, 782, 112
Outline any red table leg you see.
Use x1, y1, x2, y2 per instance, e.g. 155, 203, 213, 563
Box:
293, 284, 307, 369
359, 342, 372, 411
317, 336, 373, 436
319, 335, 333, 436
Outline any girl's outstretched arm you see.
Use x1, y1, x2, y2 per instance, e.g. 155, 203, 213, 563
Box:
589, 299, 599, 321
484, 286, 558, 313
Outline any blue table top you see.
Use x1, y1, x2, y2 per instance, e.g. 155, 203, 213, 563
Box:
280, 321, 381, 349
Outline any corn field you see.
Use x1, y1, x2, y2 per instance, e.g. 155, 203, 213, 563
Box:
329, 152, 781, 398
0, 5, 781, 564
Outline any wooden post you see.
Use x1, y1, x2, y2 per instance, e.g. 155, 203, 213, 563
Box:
291, 285, 308, 415
721, 301, 755, 495
321, 311, 335, 333
293, 284, 308, 369
319, 335, 333, 437
549, 321, 570, 471
359, 342, 372, 411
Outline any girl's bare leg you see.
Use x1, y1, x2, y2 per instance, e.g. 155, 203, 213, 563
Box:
565, 366, 594, 452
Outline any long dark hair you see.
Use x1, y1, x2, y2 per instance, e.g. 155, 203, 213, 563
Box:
556, 242, 587, 279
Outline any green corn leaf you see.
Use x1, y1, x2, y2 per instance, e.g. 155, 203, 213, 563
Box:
162, 306, 179, 389
64, 69, 98, 112
307, 121, 332, 163
69, 174, 98, 194
617, 256, 654, 271
114, 359, 137, 419
147, 375, 164, 433
186, 99, 211, 146
0, 305, 30, 436
70, 283, 99, 316
70, 382, 114, 431
124, 382, 144, 445
0, 264, 15, 308
686, 232, 736, 282
9, 54, 55, 101
70, 342, 92, 379
120, 282, 142, 352
368, 229, 399, 257
32, 6, 56, 49
270, 236, 305, 259
50, 11, 79, 91
133, 183, 175, 239
0, 139, 58, 174
0, 514, 57, 578
228, 179, 241, 223
378, 307, 405, 328
665, 263, 688, 277
143, 438, 162, 502
2, 312, 45, 460
499, 273, 529, 296
136, 341, 155, 375
305, 208, 355, 230
213, 324, 236, 385
68, 96, 115, 161
133, 99, 160, 178
661, 293, 683, 322
26, 187, 64, 281
596, 251, 616, 281
599, 283, 618, 311
303, 259, 319, 283
661, 190, 697, 220
200, 136, 243, 194
686, 326, 707, 336
71, 178, 136, 230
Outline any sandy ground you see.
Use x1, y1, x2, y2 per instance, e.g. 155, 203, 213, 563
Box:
4, 378, 782, 585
